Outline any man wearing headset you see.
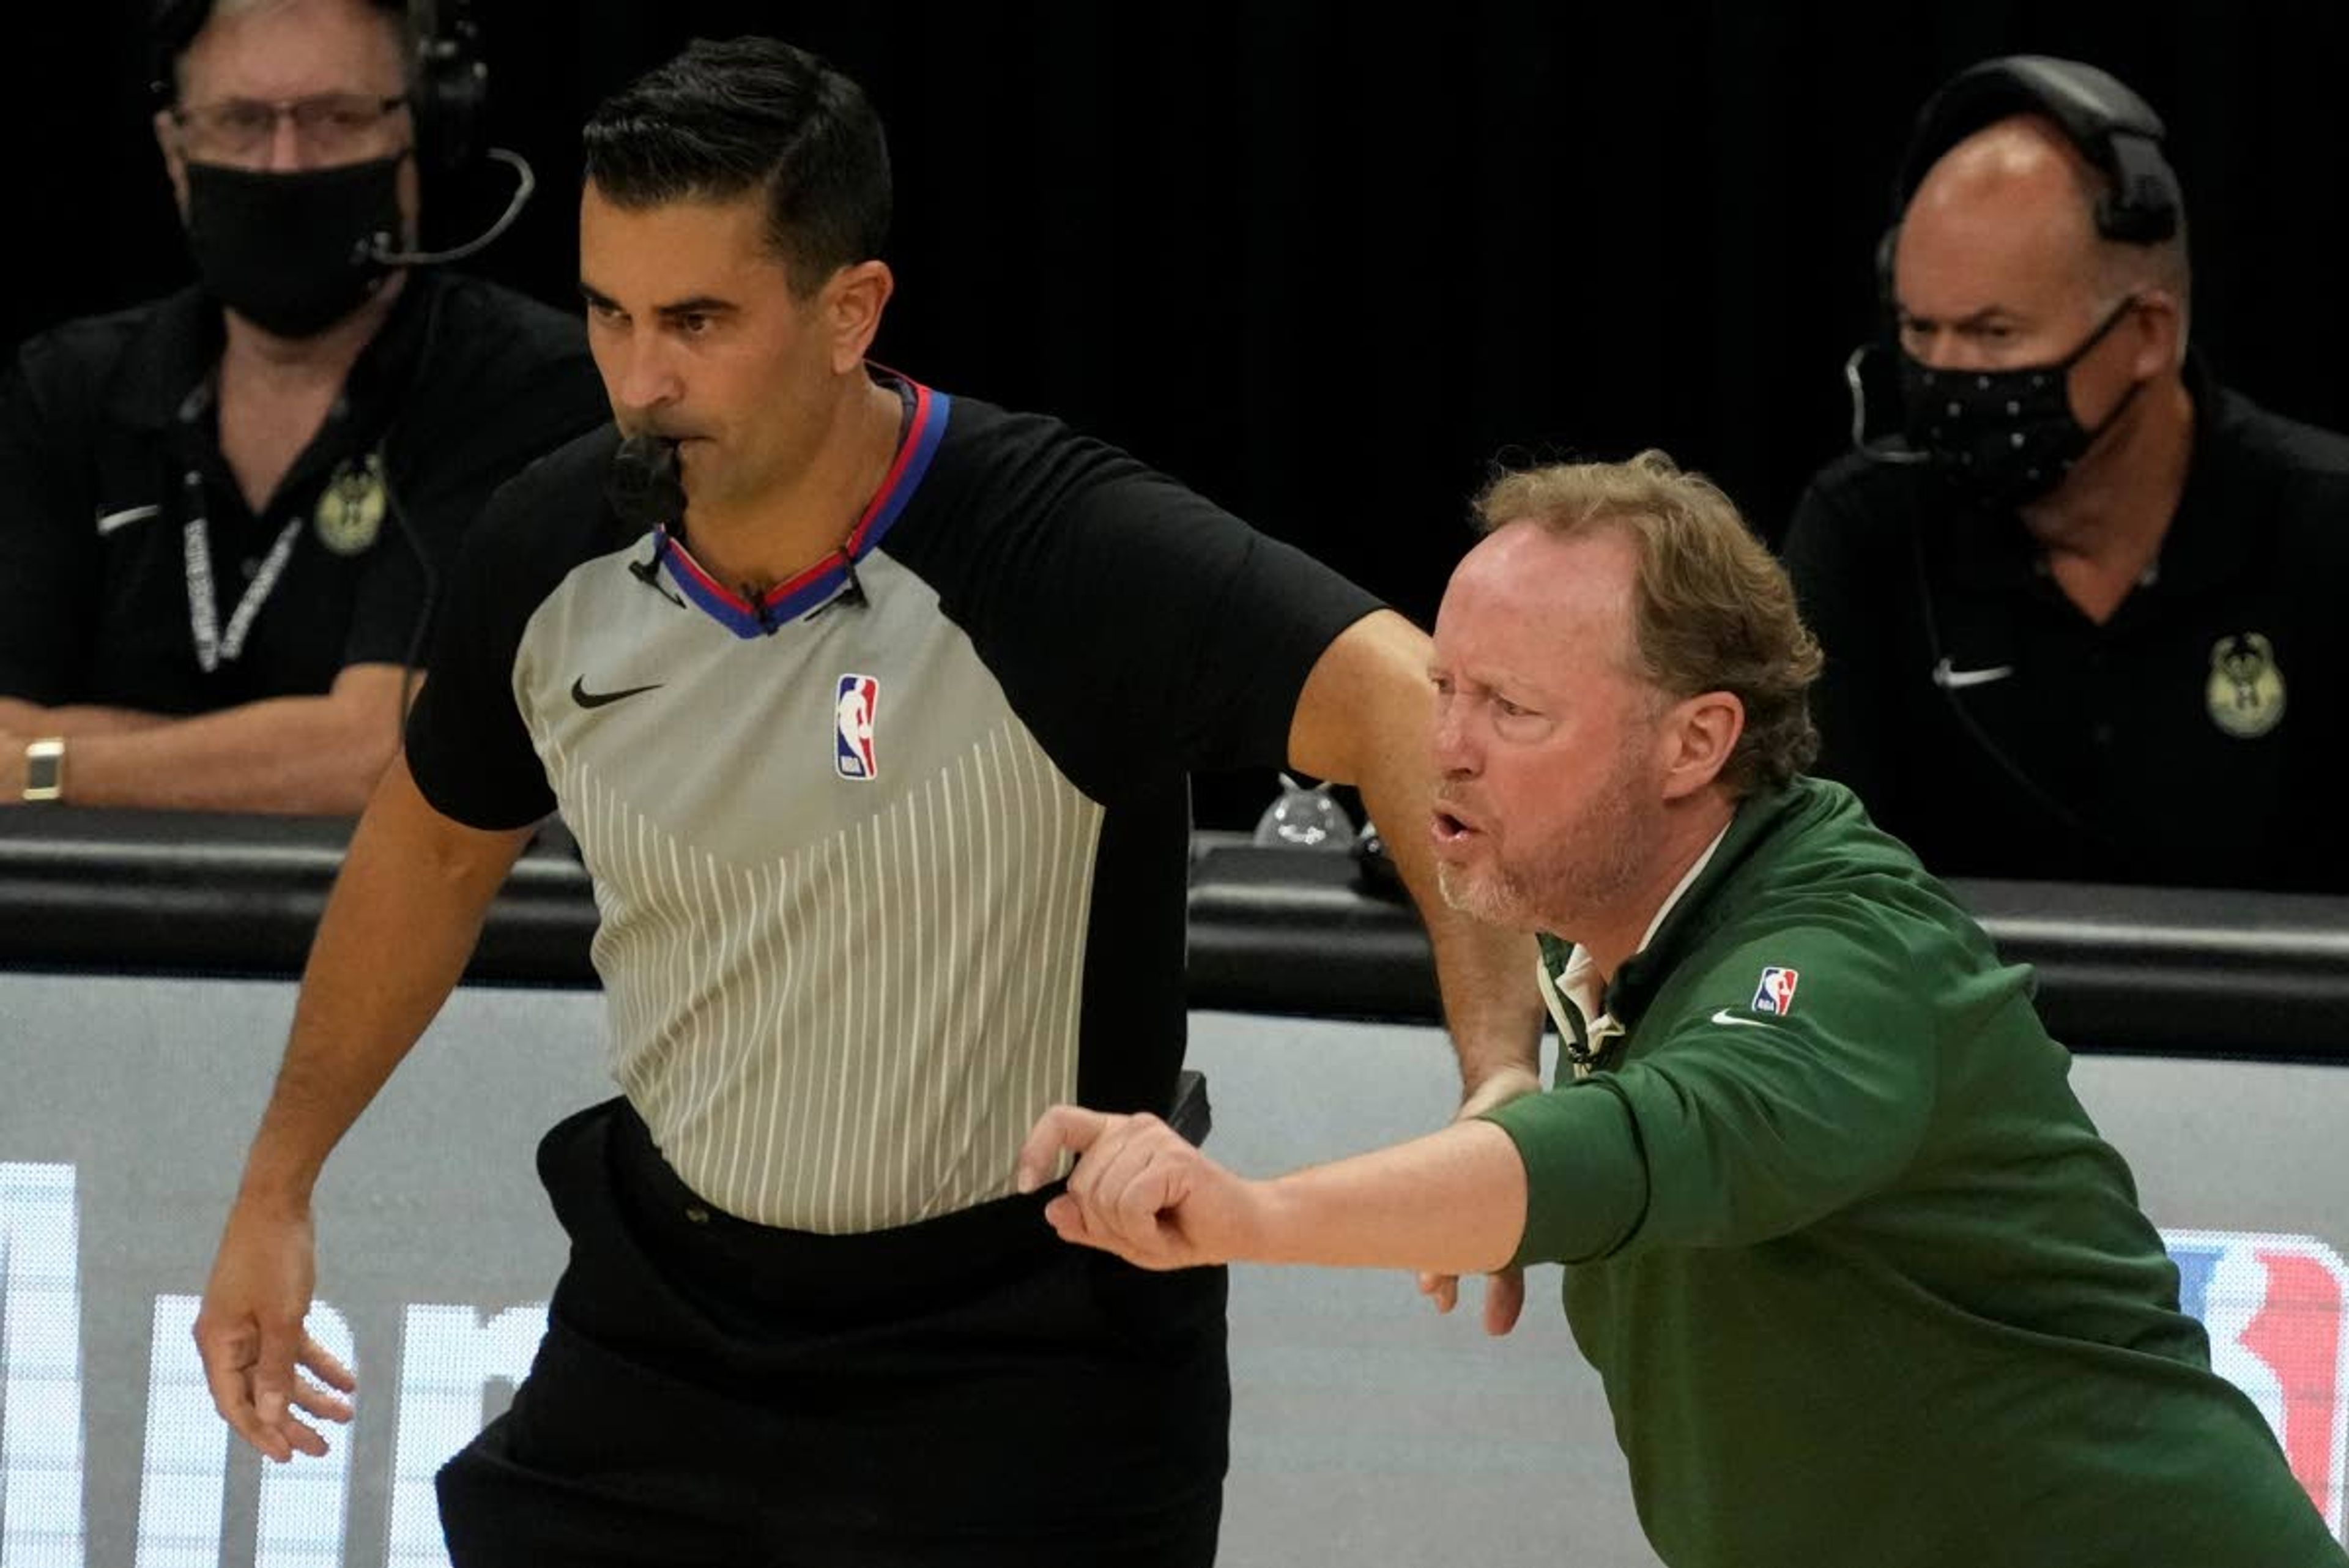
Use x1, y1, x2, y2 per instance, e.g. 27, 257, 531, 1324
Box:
0, 0, 604, 813
1781, 56, 2349, 892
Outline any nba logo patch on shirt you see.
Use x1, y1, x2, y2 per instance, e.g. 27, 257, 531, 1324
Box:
2164, 1230, 2348, 1535
1752, 967, 1800, 1016
834, 674, 879, 781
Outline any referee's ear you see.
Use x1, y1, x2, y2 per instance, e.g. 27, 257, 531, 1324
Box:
820, 259, 894, 375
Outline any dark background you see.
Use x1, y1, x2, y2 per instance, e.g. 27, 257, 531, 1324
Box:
20, 1, 2349, 823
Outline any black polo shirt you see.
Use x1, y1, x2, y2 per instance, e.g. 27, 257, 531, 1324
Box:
0, 271, 607, 713
1781, 369, 2349, 893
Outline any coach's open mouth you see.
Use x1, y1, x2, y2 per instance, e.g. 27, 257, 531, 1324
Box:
1431, 808, 1480, 845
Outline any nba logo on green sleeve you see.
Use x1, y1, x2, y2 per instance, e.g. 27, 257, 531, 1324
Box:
1751, 967, 1800, 1016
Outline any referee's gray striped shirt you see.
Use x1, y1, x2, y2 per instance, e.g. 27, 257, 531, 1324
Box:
524, 551, 1102, 1233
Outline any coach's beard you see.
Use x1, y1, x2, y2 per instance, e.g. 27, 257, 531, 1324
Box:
1440, 786, 1658, 944
1438, 855, 1544, 934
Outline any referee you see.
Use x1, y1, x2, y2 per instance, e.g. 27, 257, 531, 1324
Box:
191, 35, 1543, 1567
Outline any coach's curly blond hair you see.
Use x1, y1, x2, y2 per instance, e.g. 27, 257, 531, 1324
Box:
1472, 450, 1822, 795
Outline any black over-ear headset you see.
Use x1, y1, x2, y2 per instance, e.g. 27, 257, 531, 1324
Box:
1875, 54, 2182, 302
150, 0, 489, 176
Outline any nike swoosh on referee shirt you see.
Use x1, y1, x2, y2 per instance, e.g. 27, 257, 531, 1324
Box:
1710, 1009, 1770, 1029
570, 677, 663, 709
1931, 658, 2016, 690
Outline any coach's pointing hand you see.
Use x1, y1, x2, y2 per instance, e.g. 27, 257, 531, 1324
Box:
1017, 1107, 1266, 1271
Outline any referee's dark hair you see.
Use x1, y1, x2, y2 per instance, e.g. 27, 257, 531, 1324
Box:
584, 36, 892, 300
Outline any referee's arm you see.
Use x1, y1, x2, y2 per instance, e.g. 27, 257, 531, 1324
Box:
193, 753, 536, 1462
1287, 607, 1548, 1103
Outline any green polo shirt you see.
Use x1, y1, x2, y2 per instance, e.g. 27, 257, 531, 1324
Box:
1483, 778, 2342, 1567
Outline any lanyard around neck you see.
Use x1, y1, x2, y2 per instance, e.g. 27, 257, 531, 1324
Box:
180, 470, 303, 674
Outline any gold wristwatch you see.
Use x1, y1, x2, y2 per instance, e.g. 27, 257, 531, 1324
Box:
21, 737, 64, 803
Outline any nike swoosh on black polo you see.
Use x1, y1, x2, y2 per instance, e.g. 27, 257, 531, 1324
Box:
1931, 658, 2016, 691
571, 677, 664, 709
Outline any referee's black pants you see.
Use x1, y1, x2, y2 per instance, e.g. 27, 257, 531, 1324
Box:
437, 1097, 1230, 1567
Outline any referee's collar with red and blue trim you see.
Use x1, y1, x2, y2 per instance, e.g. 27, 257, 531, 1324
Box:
652, 371, 950, 638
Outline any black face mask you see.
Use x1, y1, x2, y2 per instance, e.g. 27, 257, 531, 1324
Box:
183, 155, 404, 339
1899, 296, 2143, 511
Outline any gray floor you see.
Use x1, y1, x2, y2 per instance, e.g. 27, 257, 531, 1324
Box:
4, 975, 2344, 1565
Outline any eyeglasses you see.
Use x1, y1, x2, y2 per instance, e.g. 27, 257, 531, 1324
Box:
169, 93, 408, 162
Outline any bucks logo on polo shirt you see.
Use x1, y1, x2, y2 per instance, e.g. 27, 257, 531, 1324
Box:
1752, 967, 1800, 1016
834, 674, 880, 780
2207, 633, 2287, 739
314, 450, 387, 556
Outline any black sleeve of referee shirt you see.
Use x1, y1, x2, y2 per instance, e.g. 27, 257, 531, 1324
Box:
959, 453, 1382, 802
401, 469, 563, 831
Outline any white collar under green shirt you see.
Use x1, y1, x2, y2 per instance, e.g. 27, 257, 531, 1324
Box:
1538, 820, 1732, 1080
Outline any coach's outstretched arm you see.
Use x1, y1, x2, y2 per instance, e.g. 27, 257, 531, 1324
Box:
194, 753, 537, 1463
1015, 1106, 1527, 1279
